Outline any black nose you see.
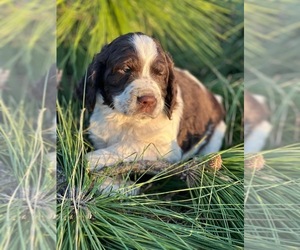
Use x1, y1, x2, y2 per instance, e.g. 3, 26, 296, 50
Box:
137, 95, 157, 114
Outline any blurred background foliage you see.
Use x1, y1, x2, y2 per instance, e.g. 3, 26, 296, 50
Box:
245, 0, 300, 146
0, 0, 56, 101
57, 0, 244, 146
0, 1, 56, 249
245, 1, 300, 249
57, 0, 243, 82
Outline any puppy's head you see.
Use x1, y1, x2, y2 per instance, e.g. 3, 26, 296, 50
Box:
76, 32, 177, 119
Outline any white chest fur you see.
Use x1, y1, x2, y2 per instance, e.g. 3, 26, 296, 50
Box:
87, 93, 184, 170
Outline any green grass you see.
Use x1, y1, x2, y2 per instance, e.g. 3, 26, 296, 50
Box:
0, 97, 56, 249
245, 0, 300, 147
56, 100, 244, 250
244, 145, 300, 248
57, 0, 242, 79
0, 1, 56, 249
244, 1, 300, 248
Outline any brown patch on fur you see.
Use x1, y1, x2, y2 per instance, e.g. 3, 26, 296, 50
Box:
76, 34, 142, 110
175, 69, 225, 153
150, 38, 177, 119
164, 53, 177, 119
76, 47, 109, 111
77, 32, 177, 118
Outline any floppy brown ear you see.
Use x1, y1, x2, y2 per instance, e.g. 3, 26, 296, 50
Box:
76, 45, 109, 111
164, 53, 177, 119
76, 62, 97, 111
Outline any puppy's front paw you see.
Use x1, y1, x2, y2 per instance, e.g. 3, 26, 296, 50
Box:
86, 151, 106, 171
86, 150, 121, 171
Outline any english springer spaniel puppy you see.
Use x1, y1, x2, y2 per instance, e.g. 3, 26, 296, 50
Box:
77, 32, 226, 171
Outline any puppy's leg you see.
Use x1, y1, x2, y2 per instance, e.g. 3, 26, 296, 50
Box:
87, 142, 170, 196
86, 146, 137, 171
86, 143, 153, 171
86, 141, 181, 171
200, 121, 226, 155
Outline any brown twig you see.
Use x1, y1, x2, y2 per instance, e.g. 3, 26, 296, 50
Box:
91, 155, 223, 182
57, 155, 223, 198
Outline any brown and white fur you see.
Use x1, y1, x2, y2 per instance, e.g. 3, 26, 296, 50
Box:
77, 32, 226, 171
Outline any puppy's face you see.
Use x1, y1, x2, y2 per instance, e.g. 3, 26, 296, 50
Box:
77, 32, 177, 119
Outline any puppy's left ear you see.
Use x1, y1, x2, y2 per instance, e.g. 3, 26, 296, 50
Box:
165, 53, 177, 119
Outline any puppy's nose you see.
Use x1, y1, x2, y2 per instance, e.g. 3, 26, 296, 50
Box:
137, 95, 157, 113
137, 95, 157, 106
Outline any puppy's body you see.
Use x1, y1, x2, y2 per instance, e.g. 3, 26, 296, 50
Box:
77, 32, 226, 170
88, 89, 183, 167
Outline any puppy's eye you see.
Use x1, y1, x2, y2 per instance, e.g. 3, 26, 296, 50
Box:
155, 68, 164, 76
157, 70, 164, 76
118, 66, 132, 74
153, 64, 165, 76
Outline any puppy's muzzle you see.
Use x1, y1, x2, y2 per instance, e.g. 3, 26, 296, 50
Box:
137, 95, 157, 114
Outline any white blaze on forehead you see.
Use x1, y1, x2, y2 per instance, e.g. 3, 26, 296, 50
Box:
131, 34, 158, 77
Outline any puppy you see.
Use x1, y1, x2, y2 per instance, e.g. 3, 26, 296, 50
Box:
77, 32, 226, 171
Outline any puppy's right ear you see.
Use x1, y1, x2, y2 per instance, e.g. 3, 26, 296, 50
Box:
76, 61, 97, 112
76, 45, 109, 112
165, 52, 177, 119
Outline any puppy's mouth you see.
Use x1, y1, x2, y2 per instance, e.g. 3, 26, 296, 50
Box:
133, 112, 157, 119
122, 109, 158, 119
